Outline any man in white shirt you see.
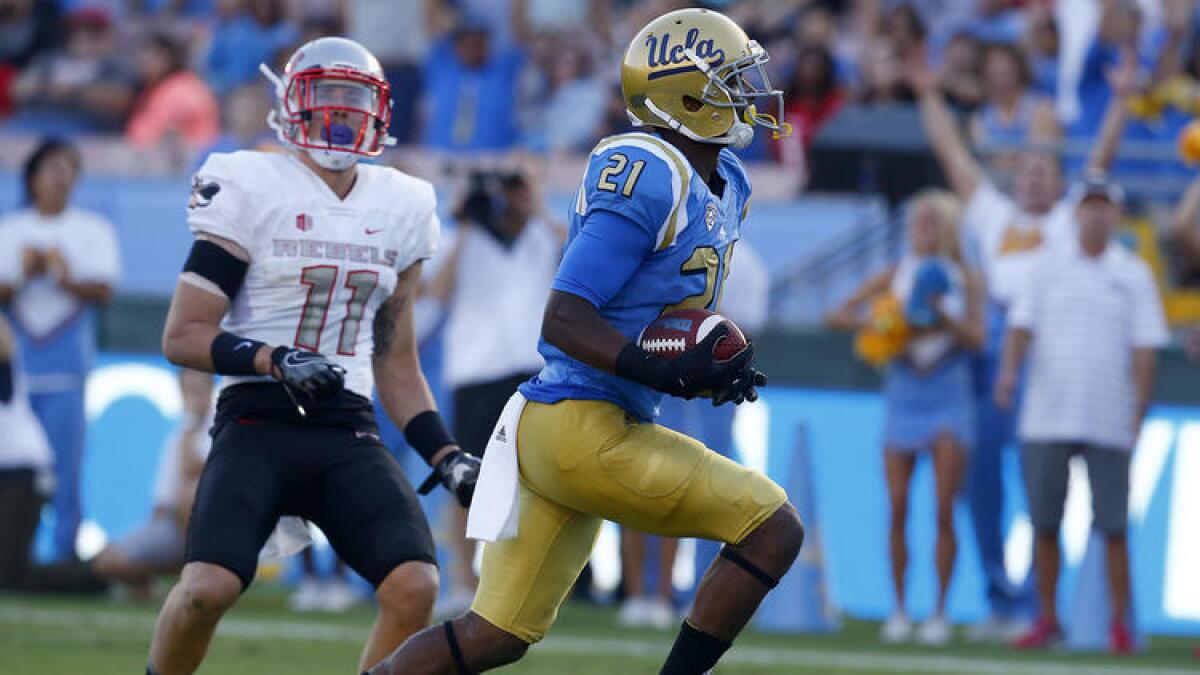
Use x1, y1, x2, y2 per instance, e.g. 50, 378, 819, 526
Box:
0, 138, 120, 563
424, 167, 562, 617
908, 51, 1133, 637
996, 172, 1167, 654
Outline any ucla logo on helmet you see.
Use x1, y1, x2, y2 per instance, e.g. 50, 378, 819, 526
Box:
645, 28, 726, 78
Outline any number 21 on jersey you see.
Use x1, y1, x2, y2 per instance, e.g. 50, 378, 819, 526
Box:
295, 266, 379, 355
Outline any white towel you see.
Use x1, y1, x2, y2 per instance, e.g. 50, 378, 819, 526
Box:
466, 392, 527, 542
258, 516, 313, 560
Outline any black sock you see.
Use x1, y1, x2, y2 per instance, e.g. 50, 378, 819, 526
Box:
659, 621, 731, 675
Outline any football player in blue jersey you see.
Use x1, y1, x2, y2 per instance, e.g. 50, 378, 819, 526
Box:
369, 9, 804, 674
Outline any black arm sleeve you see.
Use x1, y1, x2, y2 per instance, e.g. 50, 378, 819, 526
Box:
183, 240, 249, 300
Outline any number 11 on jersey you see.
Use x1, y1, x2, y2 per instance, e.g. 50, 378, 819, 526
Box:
296, 266, 379, 355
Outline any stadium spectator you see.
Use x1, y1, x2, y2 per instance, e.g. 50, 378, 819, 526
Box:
617, 529, 677, 629
0, 138, 120, 564
1023, 6, 1058, 97
937, 31, 985, 113
125, 32, 220, 151
90, 369, 213, 600
827, 189, 982, 646
522, 38, 607, 155
773, 44, 845, 173
856, 40, 915, 105
420, 11, 527, 153
423, 163, 560, 617
203, 0, 298, 97
0, 0, 61, 70
8, 7, 134, 135
196, 82, 275, 161
1075, 0, 1146, 136
1170, 172, 1200, 284
907, 44, 1134, 643
343, 0, 431, 144
970, 42, 1060, 149
882, 3, 926, 60
960, 0, 1027, 45
1151, 0, 1196, 85
997, 171, 1167, 654
0, 312, 105, 594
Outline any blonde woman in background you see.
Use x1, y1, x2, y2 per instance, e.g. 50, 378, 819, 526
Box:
827, 189, 983, 646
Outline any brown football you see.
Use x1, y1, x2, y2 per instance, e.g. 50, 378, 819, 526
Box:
637, 308, 748, 361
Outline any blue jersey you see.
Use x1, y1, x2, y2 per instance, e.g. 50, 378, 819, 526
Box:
520, 132, 751, 421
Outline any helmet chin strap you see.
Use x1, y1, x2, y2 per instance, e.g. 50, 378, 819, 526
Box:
641, 98, 754, 149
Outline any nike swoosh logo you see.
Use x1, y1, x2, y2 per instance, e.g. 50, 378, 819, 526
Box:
365, 227, 385, 235
235, 341, 254, 351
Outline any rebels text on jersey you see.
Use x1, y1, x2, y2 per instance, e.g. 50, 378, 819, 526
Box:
186, 150, 440, 399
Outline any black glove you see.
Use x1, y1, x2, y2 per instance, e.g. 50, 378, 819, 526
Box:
270, 346, 345, 400
711, 365, 768, 406
417, 449, 481, 508
616, 323, 753, 399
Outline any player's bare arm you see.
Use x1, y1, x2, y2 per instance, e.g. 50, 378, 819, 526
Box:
162, 232, 345, 402
543, 287, 761, 406
541, 289, 631, 373
162, 234, 273, 374
371, 262, 443, 438
373, 262, 480, 507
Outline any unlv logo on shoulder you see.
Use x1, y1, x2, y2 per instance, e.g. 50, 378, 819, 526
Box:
296, 214, 314, 231
188, 176, 220, 209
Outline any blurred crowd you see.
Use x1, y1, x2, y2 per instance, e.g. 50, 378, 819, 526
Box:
2, 0, 1200, 658
3, 0, 1200, 175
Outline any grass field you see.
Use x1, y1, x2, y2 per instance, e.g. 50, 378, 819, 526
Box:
2, 585, 1198, 674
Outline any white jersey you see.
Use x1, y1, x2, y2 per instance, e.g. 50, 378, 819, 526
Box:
186, 151, 440, 399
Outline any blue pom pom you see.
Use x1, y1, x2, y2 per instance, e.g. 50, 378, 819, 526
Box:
906, 260, 951, 327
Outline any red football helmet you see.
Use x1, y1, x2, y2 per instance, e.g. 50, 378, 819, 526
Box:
261, 37, 395, 170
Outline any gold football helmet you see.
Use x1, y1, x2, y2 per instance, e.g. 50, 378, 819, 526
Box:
621, 8, 791, 148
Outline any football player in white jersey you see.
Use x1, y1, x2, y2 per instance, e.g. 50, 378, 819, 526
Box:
147, 37, 480, 675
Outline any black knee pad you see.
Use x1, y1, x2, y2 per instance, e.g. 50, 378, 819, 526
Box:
719, 546, 780, 589
444, 620, 474, 675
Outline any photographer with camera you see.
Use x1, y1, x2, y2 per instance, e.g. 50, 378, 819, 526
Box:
424, 164, 564, 617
